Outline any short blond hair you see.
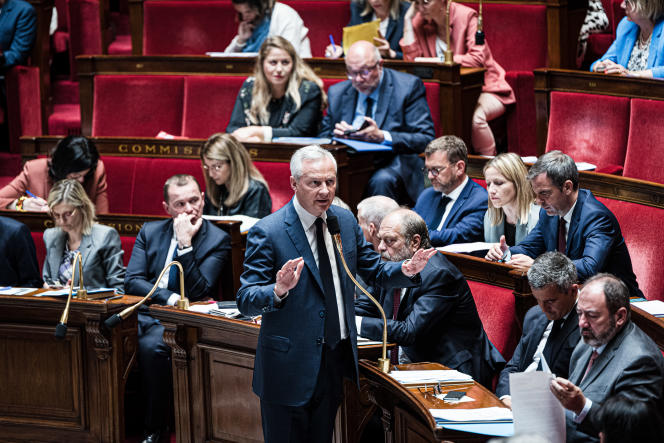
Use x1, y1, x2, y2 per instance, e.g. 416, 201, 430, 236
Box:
626, 0, 664, 22
47, 179, 96, 235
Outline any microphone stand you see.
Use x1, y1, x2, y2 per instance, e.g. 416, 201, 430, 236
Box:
443, 0, 454, 65
475, 0, 485, 45
104, 261, 188, 330
55, 251, 86, 339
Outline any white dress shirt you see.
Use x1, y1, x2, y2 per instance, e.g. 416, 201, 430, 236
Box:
435, 175, 469, 231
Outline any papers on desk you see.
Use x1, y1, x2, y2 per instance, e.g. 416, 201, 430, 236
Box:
430, 407, 513, 424
437, 242, 493, 254
510, 371, 566, 442
389, 369, 473, 386
342, 20, 381, 54
188, 303, 219, 314
332, 137, 393, 152
521, 156, 596, 171
205, 52, 258, 57
272, 137, 332, 145
357, 336, 383, 346
202, 214, 260, 233
0, 287, 38, 295
34, 288, 116, 297
632, 300, 664, 317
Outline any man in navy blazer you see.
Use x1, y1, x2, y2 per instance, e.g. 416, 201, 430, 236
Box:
550, 274, 664, 442
356, 209, 504, 388
413, 136, 487, 246
319, 40, 435, 206
0, 215, 40, 287
0, 0, 36, 69
125, 174, 230, 443
487, 151, 642, 297
496, 252, 581, 406
237, 146, 435, 443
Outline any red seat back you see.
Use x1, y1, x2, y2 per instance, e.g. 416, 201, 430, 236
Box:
254, 161, 292, 212
284, 1, 349, 57
67, 0, 104, 79
31, 232, 46, 273
120, 236, 136, 267
623, 98, 664, 184
546, 91, 630, 171
6, 66, 43, 153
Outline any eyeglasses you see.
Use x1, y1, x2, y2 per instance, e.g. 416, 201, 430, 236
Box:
421, 165, 449, 177
51, 208, 77, 221
202, 160, 228, 172
346, 62, 380, 80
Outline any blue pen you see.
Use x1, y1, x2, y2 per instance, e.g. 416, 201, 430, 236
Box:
329, 34, 336, 51
25, 190, 38, 199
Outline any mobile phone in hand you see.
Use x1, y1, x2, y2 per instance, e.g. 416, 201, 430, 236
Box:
344, 119, 371, 135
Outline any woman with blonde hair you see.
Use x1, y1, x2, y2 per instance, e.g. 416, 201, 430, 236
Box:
483, 153, 539, 246
201, 133, 272, 218
227, 36, 326, 142
42, 179, 124, 290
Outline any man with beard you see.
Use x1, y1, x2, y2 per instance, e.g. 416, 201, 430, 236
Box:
354, 208, 504, 388
550, 273, 664, 443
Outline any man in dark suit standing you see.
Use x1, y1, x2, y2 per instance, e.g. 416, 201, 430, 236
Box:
237, 145, 435, 443
413, 136, 487, 246
355, 208, 503, 388
486, 150, 642, 297
550, 273, 664, 443
496, 251, 581, 407
125, 174, 230, 443
319, 40, 435, 206
0, 215, 40, 287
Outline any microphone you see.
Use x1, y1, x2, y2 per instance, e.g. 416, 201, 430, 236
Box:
475, 0, 485, 45
327, 215, 391, 374
55, 252, 86, 339
104, 261, 189, 330
443, 0, 454, 65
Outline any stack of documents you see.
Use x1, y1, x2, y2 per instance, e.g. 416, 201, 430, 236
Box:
0, 287, 38, 295
389, 370, 473, 387
202, 214, 260, 233
430, 407, 513, 424
632, 300, 664, 317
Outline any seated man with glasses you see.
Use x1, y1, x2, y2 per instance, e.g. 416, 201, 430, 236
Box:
414, 135, 487, 246
319, 40, 435, 206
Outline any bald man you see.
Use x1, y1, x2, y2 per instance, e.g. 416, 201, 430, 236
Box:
319, 40, 435, 206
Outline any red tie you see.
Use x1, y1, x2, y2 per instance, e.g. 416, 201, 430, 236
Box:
581, 350, 599, 382
558, 217, 567, 253
390, 289, 401, 365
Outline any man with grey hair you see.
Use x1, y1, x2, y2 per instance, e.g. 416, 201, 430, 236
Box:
486, 150, 642, 297
414, 135, 488, 246
355, 208, 504, 388
237, 145, 436, 442
496, 252, 581, 407
357, 195, 399, 250
319, 40, 435, 205
550, 273, 664, 442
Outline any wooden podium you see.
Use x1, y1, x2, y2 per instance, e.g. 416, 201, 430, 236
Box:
0, 293, 140, 442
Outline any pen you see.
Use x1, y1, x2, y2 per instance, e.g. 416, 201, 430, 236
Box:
329, 34, 336, 51
105, 295, 123, 302
25, 190, 38, 199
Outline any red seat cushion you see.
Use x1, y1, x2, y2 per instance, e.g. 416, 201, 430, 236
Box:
505, 71, 536, 156
623, 98, 664, 183
598, 197, 664, 301
546, 91, 629, 171
48, 104, 81, 136
254, 161, 292, 212
283, 1, 349, 57
92, 75, 184, 137
182, 76, 247, 139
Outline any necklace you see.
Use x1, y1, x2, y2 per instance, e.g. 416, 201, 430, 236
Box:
639, 31, 652, 47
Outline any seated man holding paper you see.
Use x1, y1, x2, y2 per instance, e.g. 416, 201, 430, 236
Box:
496, 252, 581, 408
413, 136, 487, 246
319, 40, 435, 206
549, 273, 664, 443
125, 174, 230, 443
355, 208, 504, 388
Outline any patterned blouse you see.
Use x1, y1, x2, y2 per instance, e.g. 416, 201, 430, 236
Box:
627, 32, 651, 72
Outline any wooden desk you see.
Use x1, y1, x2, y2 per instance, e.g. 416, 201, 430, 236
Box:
0, 292, 140, 442
631, 303, 664, 352
342, 361, 510, 443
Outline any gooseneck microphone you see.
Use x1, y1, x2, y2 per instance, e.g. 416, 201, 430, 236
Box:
104, 261, 189, 330
327, 216, 391, 373
475, 0, 485, 45
443, 0, 455, 65
55, 252, 87, 339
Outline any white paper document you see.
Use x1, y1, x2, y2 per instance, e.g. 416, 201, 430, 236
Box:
510, 371, 566, 442
202, 214, 260, 233
0, 287, 38, 295
205, 52, 258, 57
632, 300, 664, 317
437, 242, 494, 253
389, 369, 473, 385
430, 407, 513, 423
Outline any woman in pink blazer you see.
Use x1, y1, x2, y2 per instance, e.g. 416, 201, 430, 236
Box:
400, 0, 515, 155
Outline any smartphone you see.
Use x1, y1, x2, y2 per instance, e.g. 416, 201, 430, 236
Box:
344, 119, 371, 136
445, 391, 466, 400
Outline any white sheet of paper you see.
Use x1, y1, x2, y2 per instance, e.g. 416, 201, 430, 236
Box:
510, 371, 566, 442
0, 287, 38, 295
202, 214, 260, 233
389, 369, 473, 384
632, 300, 664, 317
437, 242, 494, 253
429, 407, 513, 423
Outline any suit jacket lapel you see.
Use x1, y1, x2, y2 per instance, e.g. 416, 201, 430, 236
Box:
48, 230, 67, 280
285, 203, 325, 294
341, 86, 357, 125
566, 191, 586, 254
524, 314, 550, 371
384, 18, 396, 44
155, 221, 174, 276
570, 346, 592, 385
374, 70, 392, 128
547, 309, 579, 365
443, 182, 469, 229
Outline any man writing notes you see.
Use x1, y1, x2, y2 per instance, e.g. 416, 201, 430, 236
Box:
237, 145, 436, 443
486, 150, 642, 297
496, 252, 581, 407
550, 273, 664, 443
355, 208, 504, 388
318, 40, 435, 206
414, 136, 488, 246
125, 174, 230, 443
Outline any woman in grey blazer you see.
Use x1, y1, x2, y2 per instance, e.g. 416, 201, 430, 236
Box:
43, 179, 125, 290
483, 153, 539, 246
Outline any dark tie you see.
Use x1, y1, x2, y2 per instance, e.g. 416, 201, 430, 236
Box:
315, 218, 341, 347
390, 288, 401, 365
581, 350, 599, 382
365, 97, 374, 119
167, 247, 180, 292
541, 318, 565, 367
430, 195, 452, 230
558, 217, 567, 253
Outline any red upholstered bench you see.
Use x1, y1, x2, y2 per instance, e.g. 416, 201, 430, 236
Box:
5, 66, 42, 153
283, 0, 349, 57
623, 99, 664, 184
545, 91, 629, 174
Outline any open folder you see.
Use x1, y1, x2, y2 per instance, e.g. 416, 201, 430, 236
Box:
342, 20, 382, 54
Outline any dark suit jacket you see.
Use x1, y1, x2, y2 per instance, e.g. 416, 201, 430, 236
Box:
318, 68, 435, 202
43, 224, 125, 291
511, 189, 642, 297
414, 178, 488, 246
0, 216, 40, 287
0, 0, 36, 68
237, 201, 418, 407
356, 252, 504, 388
566, 321, 664, 442
495, 304, 580, 397
125, 218, 230, 304
348, 1, 409, 59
